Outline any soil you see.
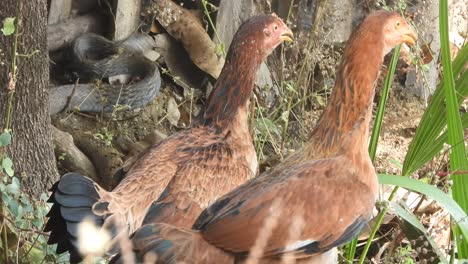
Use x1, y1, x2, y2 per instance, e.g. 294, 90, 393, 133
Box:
374, 86, 425, 175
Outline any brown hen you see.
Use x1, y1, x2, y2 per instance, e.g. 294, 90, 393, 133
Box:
112, 10, 417, 264
44, 14, 293, 263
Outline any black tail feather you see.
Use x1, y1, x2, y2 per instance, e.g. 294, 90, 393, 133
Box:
44, 172, 104, 263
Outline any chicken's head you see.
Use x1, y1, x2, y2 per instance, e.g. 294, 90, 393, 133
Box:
369, 11, 417, 54
229, 14, 293, 58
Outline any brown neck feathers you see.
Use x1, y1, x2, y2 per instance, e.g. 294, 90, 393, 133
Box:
309, 25, 385, 154
203, 40, 263, 126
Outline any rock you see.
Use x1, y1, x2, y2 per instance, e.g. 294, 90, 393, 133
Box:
47, 13, 107, 51
405, 0, 466, 100
113, 0, 142, 41
48, 0, 72, 25
320, 0, 359, 44
166, 96, 181, 126
51, 126, 98, 181
405, 0, 440, 100
54, 120, 124, 190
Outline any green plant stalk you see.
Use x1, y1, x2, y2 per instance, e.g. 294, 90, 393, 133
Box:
4, 24, 19, 132
369, 45, 401, 161
279, 1, 295, 150
357, 184, 404, 264
1, 12, 20, 263
450, 224, 455, 264
345, 45, 401, 262
2, 225, 7, 263
439, 0, 468, 257
280, 90, 295, 150
344, 238, 357, 263
200, 0, 226, 57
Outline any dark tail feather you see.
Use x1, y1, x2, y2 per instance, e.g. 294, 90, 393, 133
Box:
44, 172, 104, 263
110, 223, 233, 264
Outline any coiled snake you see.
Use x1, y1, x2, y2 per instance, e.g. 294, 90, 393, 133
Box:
49, 33, 161, 114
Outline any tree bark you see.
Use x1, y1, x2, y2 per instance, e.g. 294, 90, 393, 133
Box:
0, 0, 58, 197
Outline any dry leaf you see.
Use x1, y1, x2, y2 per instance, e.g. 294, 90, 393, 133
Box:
146, 0, 224, 78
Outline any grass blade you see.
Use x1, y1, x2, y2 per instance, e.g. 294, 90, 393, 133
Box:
368, 45, 401, 161
379, 174, 468, 239
403, 43, 468, 175
393, 202, 449, 263
439, 0, 468, 257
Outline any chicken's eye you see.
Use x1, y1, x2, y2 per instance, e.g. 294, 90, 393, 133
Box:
273, 25, 278, 31
396, 21, 400, 27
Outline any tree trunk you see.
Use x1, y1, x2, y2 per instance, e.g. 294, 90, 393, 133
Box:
0, 0, 58, 197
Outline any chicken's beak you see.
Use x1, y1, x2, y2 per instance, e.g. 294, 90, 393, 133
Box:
402, 30, 417, 46
281, 29, 294, 43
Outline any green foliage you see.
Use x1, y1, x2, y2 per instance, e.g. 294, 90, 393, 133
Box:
0, 157, 66, 262
403, 16, 468, 176
0, 14, 65, 264
200, 0, 226, 56
1, 157, 14, 177
94, 129, 114, 146
393, 203, 448, 263
0, 131, 14, 177
368, 45, 401, 161
351, 3, 468, 261
0, 131, 12, 147
393, 245, 417, 264
1, 17, 15, 36
379, 174, 468, 239
254, 118, 281, 137
439, 0, 468, 257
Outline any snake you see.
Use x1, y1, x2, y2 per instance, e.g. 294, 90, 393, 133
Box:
49, 33, 161, 115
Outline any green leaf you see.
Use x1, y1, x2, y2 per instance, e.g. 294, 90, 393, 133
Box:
255, 118, 280, 136
368, 45, 400, 162
2, 157, 14, 176
403, 43, 467, 176
1, 17, 15, 36
23, 203, 33, 213
6, 176, 20, 195
0, 131, 12, 147
32, 217, 42, 228
392, 202, 448, 263
8, 199, 19, 216
24, 247, 45, 263
15, 204, 24, 220
20, 194, 28, 204
439, 0, 468, 257
285, 83, 297, 94
40, 192, 48, 202
378, 174, 468, 240
6, 182, 19, 196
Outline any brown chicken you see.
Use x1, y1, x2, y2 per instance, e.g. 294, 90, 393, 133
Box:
112, 11, 417, 263
44, 14, 293, 263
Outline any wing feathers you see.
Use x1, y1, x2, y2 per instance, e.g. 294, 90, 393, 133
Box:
196, 158, 375, 256
110, 223, 233, 264
44, 172, 106, 263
